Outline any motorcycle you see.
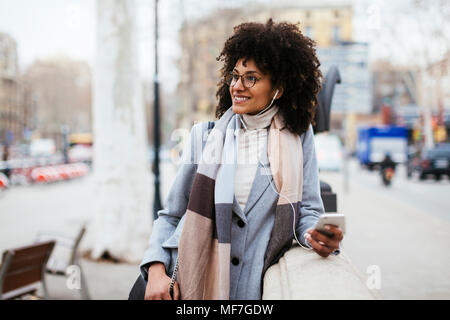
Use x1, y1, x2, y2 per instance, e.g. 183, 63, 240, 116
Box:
381, 167, 395, 186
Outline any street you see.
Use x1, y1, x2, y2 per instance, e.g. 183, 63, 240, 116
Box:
1, 159, 450, 299
320, 158, 450, 299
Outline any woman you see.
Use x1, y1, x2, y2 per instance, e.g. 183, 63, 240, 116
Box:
139, 19, 343, 300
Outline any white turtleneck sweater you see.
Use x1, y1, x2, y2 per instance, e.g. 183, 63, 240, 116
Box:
235, 105, 279, 212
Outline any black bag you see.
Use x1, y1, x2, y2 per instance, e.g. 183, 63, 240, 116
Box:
128, 274, 147, 300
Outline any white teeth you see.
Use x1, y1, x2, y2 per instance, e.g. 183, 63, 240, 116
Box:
235, 96, 250, 101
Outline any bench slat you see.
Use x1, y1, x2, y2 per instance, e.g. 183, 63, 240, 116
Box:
0, 241, 55, 299
2, 270, 42, 294
6, 252, 52, 272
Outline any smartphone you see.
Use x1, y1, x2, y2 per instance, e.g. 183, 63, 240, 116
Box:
314, 213, 346, 237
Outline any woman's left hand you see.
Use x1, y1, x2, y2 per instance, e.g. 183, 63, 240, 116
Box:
304, 225, 343, 258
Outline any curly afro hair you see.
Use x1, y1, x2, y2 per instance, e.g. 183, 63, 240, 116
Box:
215, 19, 323, 136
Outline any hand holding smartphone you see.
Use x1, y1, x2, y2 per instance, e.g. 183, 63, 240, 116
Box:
314, 213, 345, 238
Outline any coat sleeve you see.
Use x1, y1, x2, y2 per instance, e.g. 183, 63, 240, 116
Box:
295, 124, 325, 247
139, 123, 204, 280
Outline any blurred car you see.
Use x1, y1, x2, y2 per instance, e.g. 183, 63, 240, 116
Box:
68, 145, 93, 163
8, 143, 30, 158
414, 144, 450, 181
314, 133, 343, 172
29, 139, 56, 157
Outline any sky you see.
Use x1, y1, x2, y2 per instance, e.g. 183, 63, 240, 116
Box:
0, 0, 96, 68
0, 0, 259, 92
0, 0, 448, 93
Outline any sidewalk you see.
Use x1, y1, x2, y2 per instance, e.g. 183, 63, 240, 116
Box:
0, 162, 178, 300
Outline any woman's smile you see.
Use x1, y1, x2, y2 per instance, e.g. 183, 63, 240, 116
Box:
233, 94, 251, 104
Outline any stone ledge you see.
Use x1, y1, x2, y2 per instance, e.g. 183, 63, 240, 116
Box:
263, 245, 380, 300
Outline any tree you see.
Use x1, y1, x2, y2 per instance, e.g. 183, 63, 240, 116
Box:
363, 0, 450, 148
83, 0, 152, 263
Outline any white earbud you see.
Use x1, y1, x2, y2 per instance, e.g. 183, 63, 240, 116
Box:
273, 89, 279, 100
255, 89, 279, 116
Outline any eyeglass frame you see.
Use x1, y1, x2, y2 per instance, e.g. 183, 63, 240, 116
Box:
224, 71, 263, 89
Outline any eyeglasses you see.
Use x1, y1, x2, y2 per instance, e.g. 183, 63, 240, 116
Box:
224, 71, 261, 88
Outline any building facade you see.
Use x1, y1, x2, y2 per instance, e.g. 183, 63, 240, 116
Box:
0, 32, 33, 148
22, 57, 92, 149
371, 59, 419, 114
176, 1, 353, 128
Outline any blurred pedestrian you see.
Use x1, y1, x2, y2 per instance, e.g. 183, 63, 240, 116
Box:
135, 19, 344, 300
1, 144, 11, 179
380, 152, 396, 170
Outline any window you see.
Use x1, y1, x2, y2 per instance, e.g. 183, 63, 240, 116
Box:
332, 25, 340, 43
305, 26, 313, 38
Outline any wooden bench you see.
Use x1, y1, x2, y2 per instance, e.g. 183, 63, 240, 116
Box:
0, 241, 55, 300
35, 226, 90, 299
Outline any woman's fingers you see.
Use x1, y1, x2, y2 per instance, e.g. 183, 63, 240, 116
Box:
173, 281, 180, 300
305, 233, 333, 257
324, 225, 344, 241
311, 229, 340, 250
144, 270, 175, 300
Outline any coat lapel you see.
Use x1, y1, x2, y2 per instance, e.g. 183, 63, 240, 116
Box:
232, 194, 246, 221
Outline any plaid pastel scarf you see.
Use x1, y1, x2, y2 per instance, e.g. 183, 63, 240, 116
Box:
177, 107, 303, 299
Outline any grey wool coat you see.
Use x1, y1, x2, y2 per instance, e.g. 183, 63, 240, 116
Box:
140, 121, 325, 300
